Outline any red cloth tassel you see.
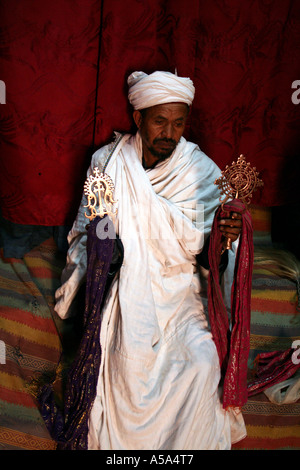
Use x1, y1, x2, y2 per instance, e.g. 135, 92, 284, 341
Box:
208, 199, 253, 409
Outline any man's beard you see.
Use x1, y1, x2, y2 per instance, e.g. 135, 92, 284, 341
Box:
148, 137, 177, 161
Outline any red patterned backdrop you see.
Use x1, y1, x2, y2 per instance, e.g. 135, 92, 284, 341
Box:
0, 0, 300, 226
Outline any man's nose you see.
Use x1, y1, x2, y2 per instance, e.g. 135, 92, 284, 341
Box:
161, 123, 173, 139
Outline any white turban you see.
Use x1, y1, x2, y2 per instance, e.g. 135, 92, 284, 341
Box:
127, 71, 195, 110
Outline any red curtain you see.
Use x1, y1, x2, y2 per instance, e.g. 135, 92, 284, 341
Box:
1, 0, 300, 226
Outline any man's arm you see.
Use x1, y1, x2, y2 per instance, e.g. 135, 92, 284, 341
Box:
196, 235, 228, 274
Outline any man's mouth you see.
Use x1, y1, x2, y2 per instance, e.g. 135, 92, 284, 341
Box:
154, 138, 176, 149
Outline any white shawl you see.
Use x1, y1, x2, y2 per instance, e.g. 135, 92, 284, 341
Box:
55, 132, 246, 449
55, 132, 223, 319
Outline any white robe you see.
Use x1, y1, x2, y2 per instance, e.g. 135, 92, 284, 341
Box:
55, 132, 246, 450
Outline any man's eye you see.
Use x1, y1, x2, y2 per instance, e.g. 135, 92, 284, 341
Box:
155, 120, 163, 125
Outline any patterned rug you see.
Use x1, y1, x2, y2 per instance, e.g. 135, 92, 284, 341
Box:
0, 238, 66, 450
233, 206, 300, 449
232, 262, 300, 449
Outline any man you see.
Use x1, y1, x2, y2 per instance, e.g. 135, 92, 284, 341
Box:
54, 71, 245, 449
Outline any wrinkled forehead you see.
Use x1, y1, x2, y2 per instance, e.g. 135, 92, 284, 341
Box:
140, 102, 189, 119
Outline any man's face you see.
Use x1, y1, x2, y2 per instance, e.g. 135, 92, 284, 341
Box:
133, 102, 189, 168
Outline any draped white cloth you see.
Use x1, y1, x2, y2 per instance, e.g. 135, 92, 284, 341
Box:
55, 132, 246, 450
127, 71, 195, 110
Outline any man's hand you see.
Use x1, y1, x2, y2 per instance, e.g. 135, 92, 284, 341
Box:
218, 211, 242, 245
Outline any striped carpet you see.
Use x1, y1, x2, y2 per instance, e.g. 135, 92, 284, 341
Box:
233, 206, 300, 449
232, 262, 300, 449
0, 238, 65, 450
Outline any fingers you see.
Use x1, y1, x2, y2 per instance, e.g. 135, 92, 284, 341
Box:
218, 211, 242, 242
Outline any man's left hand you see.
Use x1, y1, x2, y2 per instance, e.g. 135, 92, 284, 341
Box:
218, 211, 242, 243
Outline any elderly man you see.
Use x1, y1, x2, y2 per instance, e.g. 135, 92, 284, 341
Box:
54, 71, 245, 450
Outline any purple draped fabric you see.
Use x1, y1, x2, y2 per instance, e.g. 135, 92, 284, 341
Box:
38, 216, 114, 449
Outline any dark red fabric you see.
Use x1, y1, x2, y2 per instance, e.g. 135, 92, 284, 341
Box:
208, 200, 253, 409
247, 348, 300, 397
1, 1, 300, 226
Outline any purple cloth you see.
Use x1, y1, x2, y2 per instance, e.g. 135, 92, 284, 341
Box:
38, 216, 114, 449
